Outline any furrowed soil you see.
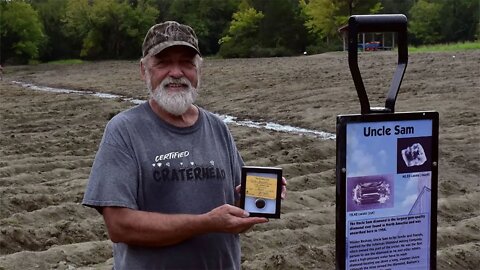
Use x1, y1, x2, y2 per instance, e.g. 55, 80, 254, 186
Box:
1, 50, 479, 269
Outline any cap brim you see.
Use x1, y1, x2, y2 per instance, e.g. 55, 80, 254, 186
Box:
146, 41, 200, 57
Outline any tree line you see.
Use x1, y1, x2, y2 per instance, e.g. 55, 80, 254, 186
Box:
1, 0, 478, 64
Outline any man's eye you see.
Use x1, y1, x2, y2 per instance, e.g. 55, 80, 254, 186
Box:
181, 60, 195, 66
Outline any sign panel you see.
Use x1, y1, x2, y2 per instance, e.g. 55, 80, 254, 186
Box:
336, 112, 438, 270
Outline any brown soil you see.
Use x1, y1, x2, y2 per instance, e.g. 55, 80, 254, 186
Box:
0, 50, 479, 269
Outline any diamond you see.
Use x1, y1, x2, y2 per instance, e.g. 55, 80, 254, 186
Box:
401, 143, 427, 167
352, 181, 390, 205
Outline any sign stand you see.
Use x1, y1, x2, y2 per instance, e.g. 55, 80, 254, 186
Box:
348, 15, 408, 114
336, 15, 438, 270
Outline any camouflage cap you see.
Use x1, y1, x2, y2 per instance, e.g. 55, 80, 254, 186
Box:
142, 21, 200, 57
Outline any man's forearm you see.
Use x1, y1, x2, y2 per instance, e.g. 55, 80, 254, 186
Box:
102, 207, 212, 247
102, 204, 267, 247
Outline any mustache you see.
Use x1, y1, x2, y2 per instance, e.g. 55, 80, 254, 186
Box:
160, 77, 192, 89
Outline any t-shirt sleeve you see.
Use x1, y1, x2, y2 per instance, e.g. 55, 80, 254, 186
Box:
82, 122, 139, 211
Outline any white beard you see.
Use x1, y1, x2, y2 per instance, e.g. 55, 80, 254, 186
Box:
146, 73, 198, 116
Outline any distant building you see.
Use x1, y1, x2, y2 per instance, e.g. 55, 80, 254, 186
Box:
338, 25, 396, 52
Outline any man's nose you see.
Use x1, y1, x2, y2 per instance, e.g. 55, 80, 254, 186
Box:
168, 64, 183, 78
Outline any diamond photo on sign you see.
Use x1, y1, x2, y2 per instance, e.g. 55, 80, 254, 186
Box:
346, 174, 394, 212
401, 143, 427, 167
352, 180, 391, 205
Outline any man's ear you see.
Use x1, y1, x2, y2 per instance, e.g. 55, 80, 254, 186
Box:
140, 60, 146, 81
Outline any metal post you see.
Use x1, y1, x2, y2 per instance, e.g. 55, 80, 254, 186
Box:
347, 14, 408, 114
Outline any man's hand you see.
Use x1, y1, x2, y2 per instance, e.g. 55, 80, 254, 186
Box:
204, 204, 268, 234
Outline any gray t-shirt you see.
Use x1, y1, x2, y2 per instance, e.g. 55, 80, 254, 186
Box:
83, 102, 243, 270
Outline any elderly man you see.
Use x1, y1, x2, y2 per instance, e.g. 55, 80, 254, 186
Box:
83, 21, 284, 269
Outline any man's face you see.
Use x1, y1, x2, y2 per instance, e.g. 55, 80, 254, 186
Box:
143, 46, 200, 115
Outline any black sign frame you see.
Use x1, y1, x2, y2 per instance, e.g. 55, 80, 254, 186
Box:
336, 111, 438, 270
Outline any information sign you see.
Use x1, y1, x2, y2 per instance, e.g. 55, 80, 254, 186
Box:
336, 112, 438, 270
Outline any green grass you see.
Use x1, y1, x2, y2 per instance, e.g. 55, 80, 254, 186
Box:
409, 41, 480, 53
46, 59, 84, 65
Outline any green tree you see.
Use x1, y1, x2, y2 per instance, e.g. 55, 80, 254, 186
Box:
380, 0, 414, 16
64, 0, 158, 59
410, 0, 479, 45
167, 0, 239, 55
438, 0, 479, 43
218, 3, 264, 58
301, 0, 382, 44
251, 0, 308, 56
409, 0, 442, 44
153, 0, 173, 21
0, 0, 46, 64
30, 0, 79, 61
301, 0, 339, 40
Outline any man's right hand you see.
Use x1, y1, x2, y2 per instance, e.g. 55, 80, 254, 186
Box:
204, 204, 268, 234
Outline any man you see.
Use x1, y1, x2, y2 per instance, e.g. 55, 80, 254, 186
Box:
83, 21, 285, 269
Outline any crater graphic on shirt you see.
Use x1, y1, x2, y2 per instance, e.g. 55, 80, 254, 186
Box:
151, 150, 226, 182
